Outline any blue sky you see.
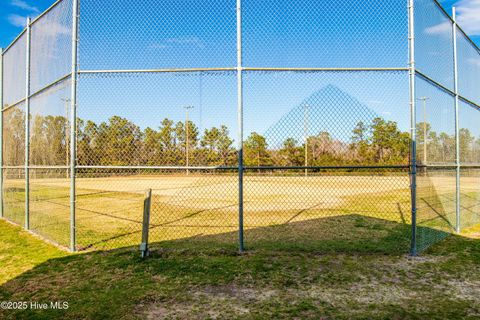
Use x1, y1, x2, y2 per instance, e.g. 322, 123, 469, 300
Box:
1, 0, 479, 49
1, 0, 480, 147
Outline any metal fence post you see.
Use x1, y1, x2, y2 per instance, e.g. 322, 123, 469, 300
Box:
70, 0, 79, 252
408, 0, 418, 256
0, 48, 3, 218
140, 189, 152, 258
25, 17, 31, 230
452, 7, 461, 234
236, 0, 244, 253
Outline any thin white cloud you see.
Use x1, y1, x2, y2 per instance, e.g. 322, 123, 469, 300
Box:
455, 0, 480, 35
429, 0, 480, 36
425, 21, 451, 35
149, 43, 169, 50
468, 57, 480, 66
11, 0, 39, 13
166, 37, 206, 49
8, 14, 27, 27
37, 22, 70, 37
149, 37, 206, 51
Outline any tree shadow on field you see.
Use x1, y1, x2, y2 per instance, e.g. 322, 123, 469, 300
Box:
0, 213, 465, 320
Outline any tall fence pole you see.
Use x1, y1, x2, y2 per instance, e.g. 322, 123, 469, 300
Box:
69, 0, 79, 252
25, 17, 31, 230
452, 7, 461, 234
408, 0, 418, 256
236, 0, 244, 253
0, 48, 3, 218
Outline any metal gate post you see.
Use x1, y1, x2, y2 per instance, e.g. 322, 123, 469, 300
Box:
70, 0, 79, 252
452, 7, 461, 233
236, 0, 244, 253
25, 18, 31, 230
408, 0, 418, 256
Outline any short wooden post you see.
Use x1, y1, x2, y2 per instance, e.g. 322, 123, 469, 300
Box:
140, 189, 152, 258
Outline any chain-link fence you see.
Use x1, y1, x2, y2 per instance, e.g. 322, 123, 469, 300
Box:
1, 0, 479, 255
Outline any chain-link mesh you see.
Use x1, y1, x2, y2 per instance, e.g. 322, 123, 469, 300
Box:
2, 33, 27, 107
456, 28, 480, 104
3, 103, 26, 167
75, 169, 238, 251
29, 78, 71, 166
243, 169, 411, 252
243, 70, 410, 166
415, 76, 456, 166
149, 170, 238, 250
416, 167, 456, 252
0, 0, 73, 245
459, 99, 480, 230
459, 99, 480, 165
243, 0, 408, 68
29, 0, 72, 94
76, 71, 237, 167
414, 75, 457, 252
415, 0, 454, 90
75, 70, 238, 250
460, 168, 480, 230
242, 70, 411, 252
1, 0, 480, 255
75, 169, 145, 250
29, 168, 70, 246
79, 0, 236, 70
3, 169, 25, 226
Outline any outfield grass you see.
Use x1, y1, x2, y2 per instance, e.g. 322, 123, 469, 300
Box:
3, 172, 413, 250
1, 219, 480, 319
3, 170, 477, 253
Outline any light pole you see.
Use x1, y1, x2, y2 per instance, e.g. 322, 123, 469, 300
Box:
61, 98, 71, 179
304, 104, 309, 177
183, 106, 194, 175
417, 97, 429, 166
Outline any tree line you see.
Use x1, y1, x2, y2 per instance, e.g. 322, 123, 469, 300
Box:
416, 122, 480, 164
3, 107, 480, 167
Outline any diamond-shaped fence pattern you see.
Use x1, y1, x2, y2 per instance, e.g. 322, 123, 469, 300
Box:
30, 0, 72, 94
29, 78, 71, 166
244, 71, 410, 167
79, 0, 236, 70
416, 167, 456, 252
243, 0, 408, 68
243, 169, 411, 252
75, 169, 238, 251
415, 0, 454, 90
2, 33, 27, 107
3, 103, 26, 167
1, 0, 480, 255
458, 100, 480, 231
76, 71, 237, 167
415, 76, 456, 166
456, 28, 480, 104
29, 168, 70, 247
3, 168, 26, 226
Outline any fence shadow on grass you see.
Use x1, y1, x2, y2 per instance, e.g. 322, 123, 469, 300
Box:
84, 213, 448, 256
74, 208, 451, 256
148, 214, 447, 256
0, 214, 468, 320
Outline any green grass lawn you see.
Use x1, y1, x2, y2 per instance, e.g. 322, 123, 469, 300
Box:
1, 219, 480, 319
